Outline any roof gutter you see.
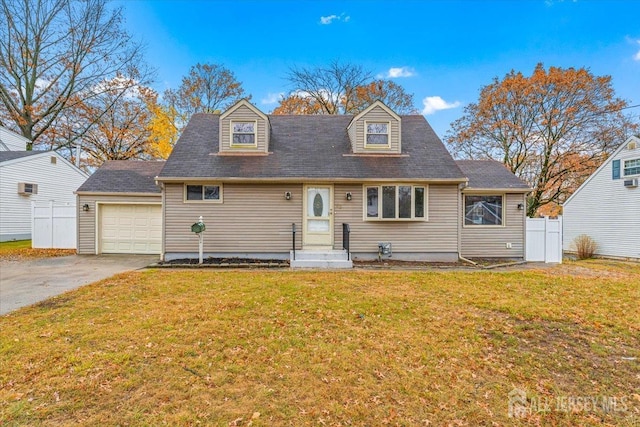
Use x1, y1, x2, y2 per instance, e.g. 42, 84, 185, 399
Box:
154, 176, 469, 185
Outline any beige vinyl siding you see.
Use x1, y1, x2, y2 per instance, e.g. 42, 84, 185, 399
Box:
77, 194, 161, 254
460, 193, 525, 258
164, 183, 302, 254
351, 106, 401, 154
333, 184, 459, 254
219, 105, 269, 153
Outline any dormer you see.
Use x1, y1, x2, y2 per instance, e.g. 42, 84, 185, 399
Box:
219, 99, 270, 154
347, 101, 402, 154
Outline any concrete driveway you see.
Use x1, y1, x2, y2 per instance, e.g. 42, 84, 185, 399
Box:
0, 254, 157, 315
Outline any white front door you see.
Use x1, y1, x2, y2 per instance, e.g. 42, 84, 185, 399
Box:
303, 185, 333, 248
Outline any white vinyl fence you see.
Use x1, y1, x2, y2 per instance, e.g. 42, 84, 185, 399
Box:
31, 202, 77, 249
526, 216, 562, 263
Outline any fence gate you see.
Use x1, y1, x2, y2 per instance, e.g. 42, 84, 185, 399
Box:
526, 216, 562, 263
32, 202, 77, 249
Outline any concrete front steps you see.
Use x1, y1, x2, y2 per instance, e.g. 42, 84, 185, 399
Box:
289, 249, 353, 269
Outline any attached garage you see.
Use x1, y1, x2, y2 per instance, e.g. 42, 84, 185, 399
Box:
99, 204, 161, 254
75, 161, 165, 256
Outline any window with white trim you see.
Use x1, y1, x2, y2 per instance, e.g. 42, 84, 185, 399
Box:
624, 158, 640, 176
231, 121, 256, 145
365, 122, 389, 146
464, 195, 503, 226
185, 184, 222, 202
365, 185, 426, 220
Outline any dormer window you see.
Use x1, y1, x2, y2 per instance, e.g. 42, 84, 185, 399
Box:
231, 121, 256, 146
365, 121, 390, 148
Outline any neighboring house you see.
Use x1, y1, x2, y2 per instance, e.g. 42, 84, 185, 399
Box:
76, 100, 530, 266
0, 126, 28, 151
0, 128, 89, 241
76, 161, 165, 254
563, 136, 640, 260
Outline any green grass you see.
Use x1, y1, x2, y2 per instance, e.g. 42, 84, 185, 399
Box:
0, 260, 638, 426
0, 240, 31, 252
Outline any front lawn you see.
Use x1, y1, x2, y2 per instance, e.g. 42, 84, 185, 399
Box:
0, 240, 75, 261
1, 261, 638, 425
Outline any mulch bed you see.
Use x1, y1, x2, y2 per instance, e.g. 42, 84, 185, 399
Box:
152, 257, 526, 270
154, 257, 289, 268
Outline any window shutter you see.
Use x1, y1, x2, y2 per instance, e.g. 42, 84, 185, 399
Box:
612, 159, 620, 180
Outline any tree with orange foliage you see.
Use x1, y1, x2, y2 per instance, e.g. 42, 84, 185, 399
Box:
272, 93, 325, 115
351, 80, 418, 114
55, 77, 164, 170
446, 63, 637, 216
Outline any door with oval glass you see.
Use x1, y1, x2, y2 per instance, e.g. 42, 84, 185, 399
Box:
303, 185, 333, 247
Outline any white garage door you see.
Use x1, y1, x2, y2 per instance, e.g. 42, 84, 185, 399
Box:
100, 204, 161, 254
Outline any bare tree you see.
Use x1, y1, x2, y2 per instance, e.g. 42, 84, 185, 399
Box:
284, 60, 372, 114
279, 60, 417, 115
0, 0, 151, 150
164, 63, 248, 130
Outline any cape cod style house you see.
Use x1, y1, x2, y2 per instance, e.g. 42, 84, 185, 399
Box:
563, 136, 640, 260
76, 100, 530, 266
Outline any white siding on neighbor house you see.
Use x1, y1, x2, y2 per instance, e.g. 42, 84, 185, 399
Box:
563, 140, 640, 259
460, 193, 526, 258
77, 194, 162, 254
349, 105, 401, 154
0, 127, 28, 151
0, 153, 87, 241
219, 104, 269, 153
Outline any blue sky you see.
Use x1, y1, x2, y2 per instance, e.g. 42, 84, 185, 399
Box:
114, 0, 640, 138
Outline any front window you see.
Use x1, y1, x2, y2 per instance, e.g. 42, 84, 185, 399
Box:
624, 158, 640, 176
464, 195, 503, 226
185, 184, 222, 202
365, 185, 426, 220
365, 122, 389, 146
231, 122, 256, 145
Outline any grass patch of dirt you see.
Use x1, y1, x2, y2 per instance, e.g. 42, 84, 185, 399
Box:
0, 260, 638, 425
0, 240, 75, 261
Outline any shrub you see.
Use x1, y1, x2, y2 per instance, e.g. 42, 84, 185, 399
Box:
573, 234, 597, 259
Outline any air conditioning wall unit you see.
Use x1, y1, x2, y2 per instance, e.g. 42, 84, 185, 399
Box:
623, 178, 638, 188
17, 182, 38, 195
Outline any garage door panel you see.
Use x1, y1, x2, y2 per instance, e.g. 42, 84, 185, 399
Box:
100, 204, 161, 254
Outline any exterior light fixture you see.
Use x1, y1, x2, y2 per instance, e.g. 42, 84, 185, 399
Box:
517, 203, 524, 210
346, 192, 352, 201
284, 191, 292, 200
82, 203, 90, 212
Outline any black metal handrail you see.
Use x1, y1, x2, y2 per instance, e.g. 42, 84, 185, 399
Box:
342, 223, 350, 260
291, 223, 296, 260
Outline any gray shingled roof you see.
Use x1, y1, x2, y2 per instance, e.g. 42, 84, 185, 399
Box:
456, 160, 530, 190
0, 151, 44, 163
159, 114, 466, 181
76, 160, 165, 194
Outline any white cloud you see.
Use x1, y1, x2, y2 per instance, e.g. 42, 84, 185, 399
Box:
320, 13, 350, 25
421, 96, 461, 115
386, 67, 415, 78
634, 40, 640, 61
261, 92, 284, 105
